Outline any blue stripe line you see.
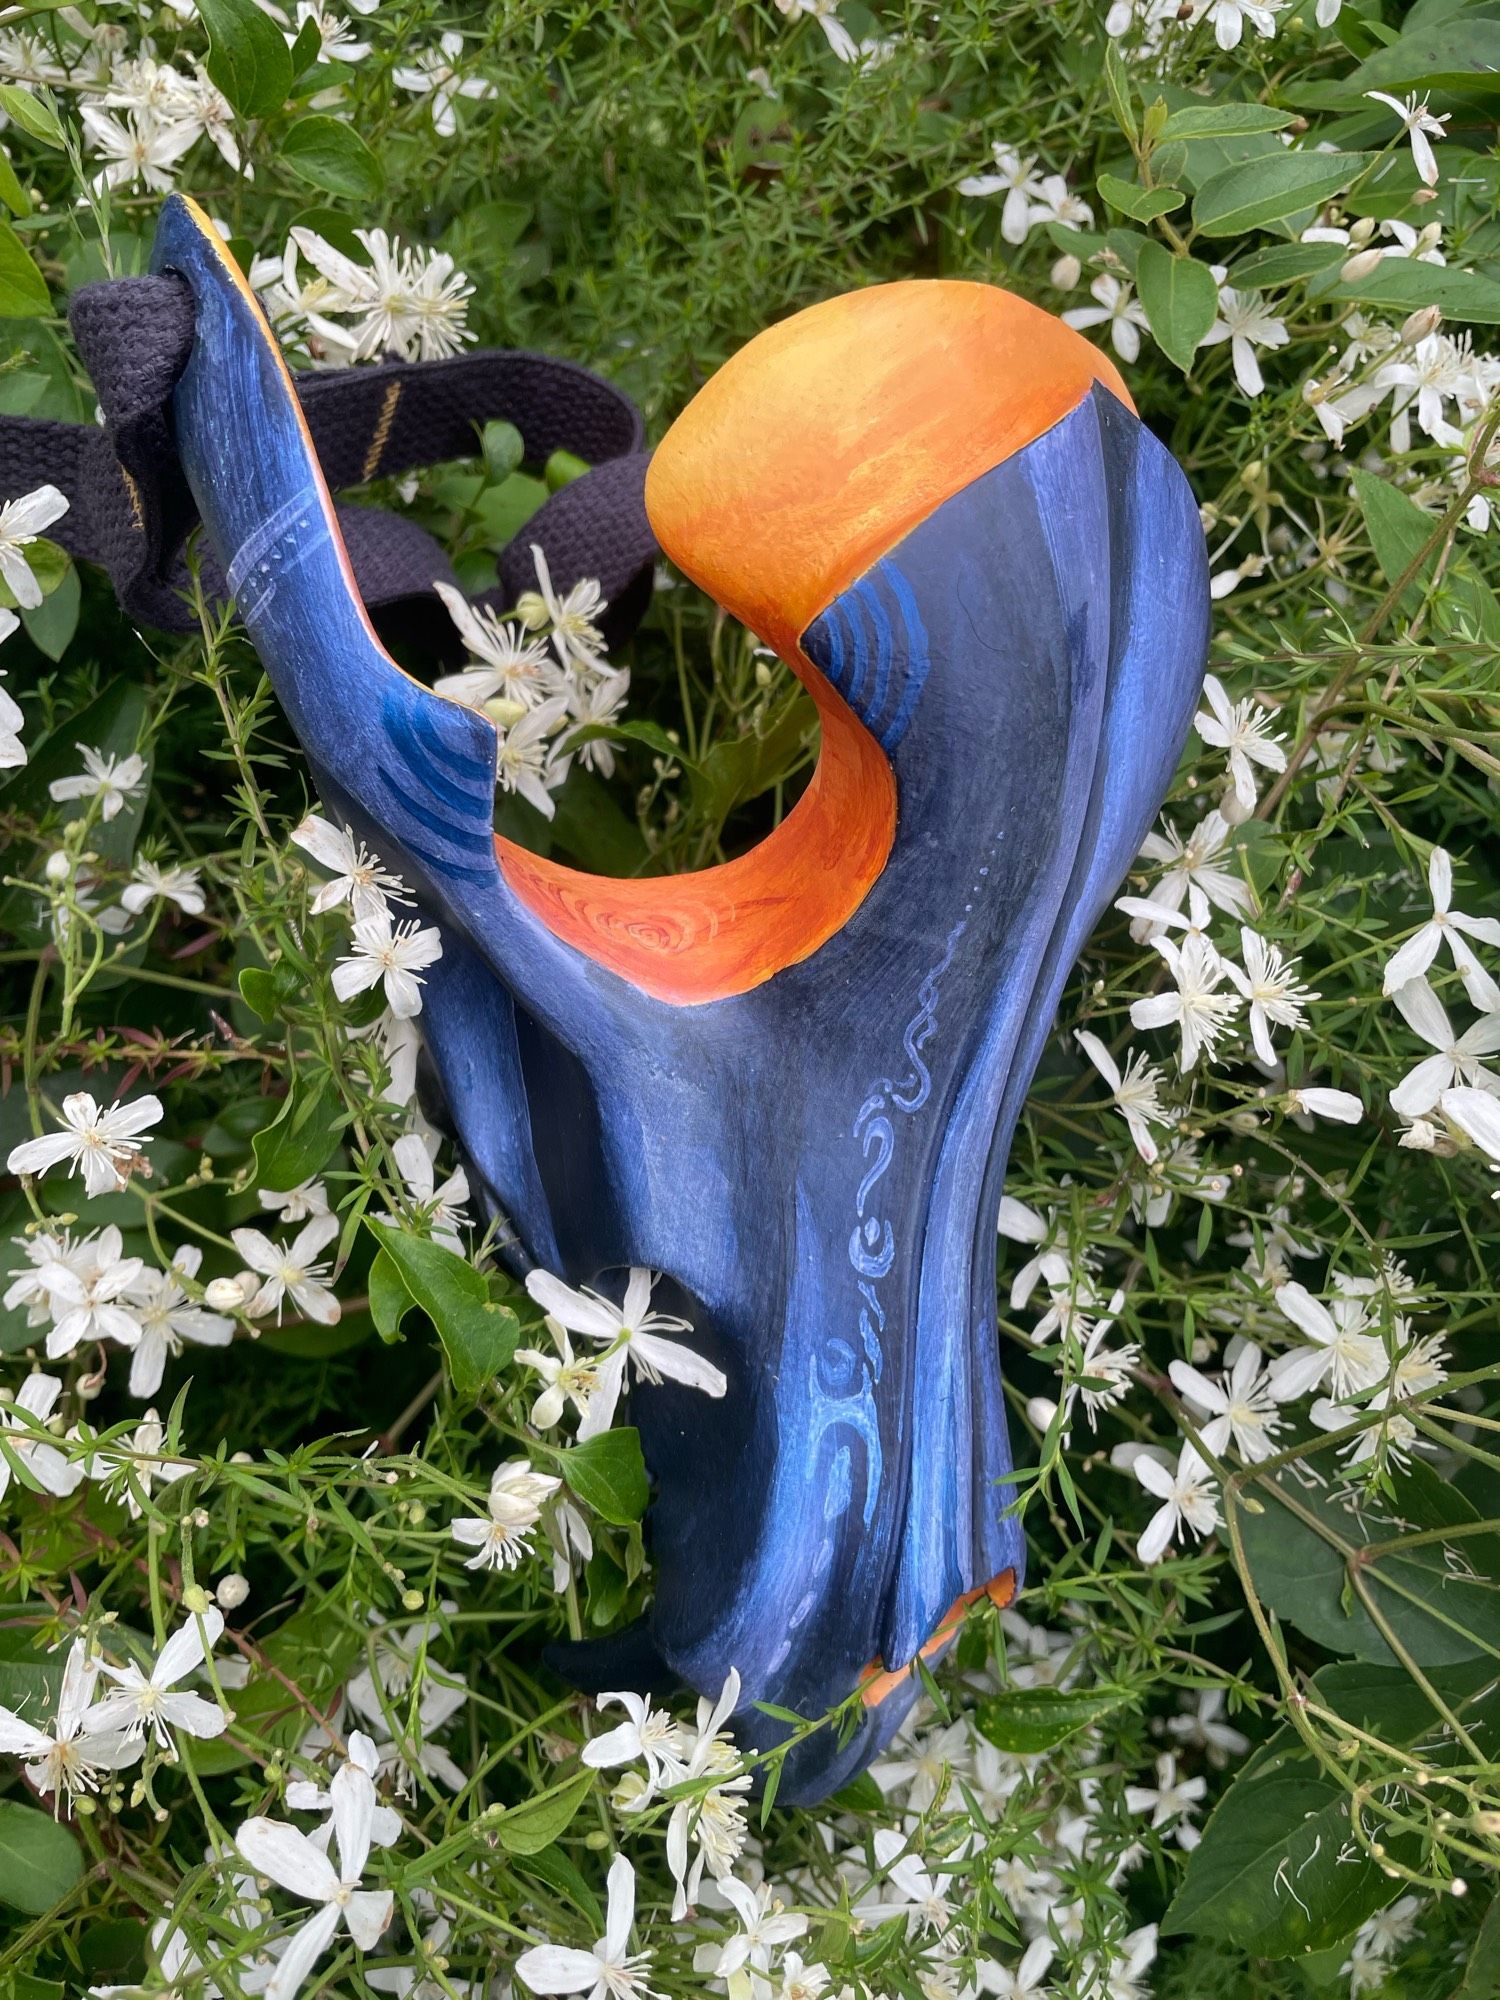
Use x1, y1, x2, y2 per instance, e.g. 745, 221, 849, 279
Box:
409, 699, 499, 786
842, 589, 873, 713
875, 558, 931, 753
854, 574, 893, 730
374, 769, 497, 856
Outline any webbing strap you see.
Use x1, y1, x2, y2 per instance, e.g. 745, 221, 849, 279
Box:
0, 272, 657, 646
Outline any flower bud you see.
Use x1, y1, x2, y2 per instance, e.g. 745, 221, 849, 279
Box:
1026, 1395, 1059, 1430
182, 1583, 212, 1615
1349, 216, 1377, 245
1401, 304, 1442, 344
216, 1572, 250, 1611
205, 1276, 250, 1311
44, 850, 71, 883
1339, 247, 1384, 283
1051, 252, 1082, 291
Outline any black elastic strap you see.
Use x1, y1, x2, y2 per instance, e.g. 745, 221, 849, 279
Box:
0, 273, 658, 647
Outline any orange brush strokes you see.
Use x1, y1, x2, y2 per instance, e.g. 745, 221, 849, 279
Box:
501, 282, 1130, 1006
858, 1568, 1017, 1710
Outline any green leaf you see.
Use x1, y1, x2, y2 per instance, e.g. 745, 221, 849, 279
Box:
1134, 242, 1219, 372
368, 1246, 414, 1343
281, 115, 384, 199
1323, 258, 1500, 324
237, 966, 279, 1023
1229, 243, 1344, 289
565, 718, 699, 773
0, 86, 64, 150
1159, 103, 1296, 141
481, 419, 524, 482
0, 1627, 64, 1716
0, 147, 29, 217
688, 690, 819, 826
0, 1801, 83, 1915
1193, 153, 1374, 238
1102, 41, 1139, 146
1455, 1891, 1500, 1997
488, 1768, 595, 1855
1162, 1746, 1410, 1956
1096, 173, 1183, 222
250, 1075, 342, 1192
1350, 468, 1500, 645
556, 1428, 650, 1525
197, 0, 292, 118
1237, 1463, 1500, 1667
0, 219, 49, 317
21, 559, 79, 661
362, 1221, 518, 1396
544, 447, 591, 491
1346, 19, 1500, 93
973, 1682, 1137, 1754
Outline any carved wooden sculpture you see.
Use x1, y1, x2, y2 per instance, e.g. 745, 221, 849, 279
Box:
151, 193, 1209, 1802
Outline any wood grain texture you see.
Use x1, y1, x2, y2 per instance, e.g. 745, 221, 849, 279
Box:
153, 193, 1208, 1803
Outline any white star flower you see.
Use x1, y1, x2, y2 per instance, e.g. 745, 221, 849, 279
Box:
0, 483, 68, 607
120, 860, 206, 918
1225, 929, 1319, 1066
1131, 932, 1243, 1070
123, 1246, 235, 1399
580, 1687, 687, 1800
1269, 1282, 1387, 1403
525, 545, 608, 676
956, 142, 1045, 242
0, 1640, 139, 1798
333, 907, 443, 1019
524, 1267, 727, 1438
235, 1737, 394, 2000
1062, 274, 1150, 364
230, 1215, 343, 1326
0, 1373, 84, 1501
1193, 673, 1286, 816
48, 745, 147, 822
515, 1852, 654, 2000
1130, 1440, 1221, 1563
6, 1089, 162, 1198
1200, 286, 1289, 399
1169, 1342, 1281, 1462
432, 580, 559, 710
291, 814, 411, 921
1076, 1029, 1170, 1163
515, 1315, 602, 1431
449, 1459, 562, 1572
378, 1133, 470, 1256
1133, 810, 1254, 936
91, 1608, 229, 1747
1388, 977, 1500, 1119
1365, 90, 1448, 187
1382, 848, 1500, 1011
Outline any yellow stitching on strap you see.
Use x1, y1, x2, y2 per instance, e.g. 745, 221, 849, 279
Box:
361, 380, 403, 483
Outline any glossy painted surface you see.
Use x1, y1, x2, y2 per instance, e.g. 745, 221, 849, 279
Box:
152, 194, 1208, 1803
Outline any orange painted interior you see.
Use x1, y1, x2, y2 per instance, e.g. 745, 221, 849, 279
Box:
181, 206, 1124, 1011
500, 283, 1130, 1006
859, 1567, 1017, 1709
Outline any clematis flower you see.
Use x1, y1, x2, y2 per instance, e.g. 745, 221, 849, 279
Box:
291, 813, 410, 921
1128, 1440, 1220, 1563
49, 745, 147, 822
333, 906, 443, 1018
7, 1090, 163, 1197
1169, 1343, 1281, 1462
378, 1132, 470, 1256
1387, 977, 1500, 1119
579, 1687, 687, 1800
956, 142, 1045, 242
1200, 286, 1289, 400
449, 1459, 561, 1572
0, 1639, 139, 1797
1365, 89, 1448, 187
1062, 274, 1149, 364
0, 1373, 84, 1501
1192, 672, 1286, 816
1075, 1030, 1170, 1164
230, 1216, 343, 1325
120, 860, 206, 917
235, 1733, 395, 2000
1382, 848, 1500, 1011
524, 1267, 727, 1439
1131, 932, 1243, 1070
515, 1851, 654, 2000
124, 1246, 235, 1399
91, 1607, 229, 1747
0, 483, 68, 607
1224, 929, 1318, 1067
1269, 1282, 1386, 1403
